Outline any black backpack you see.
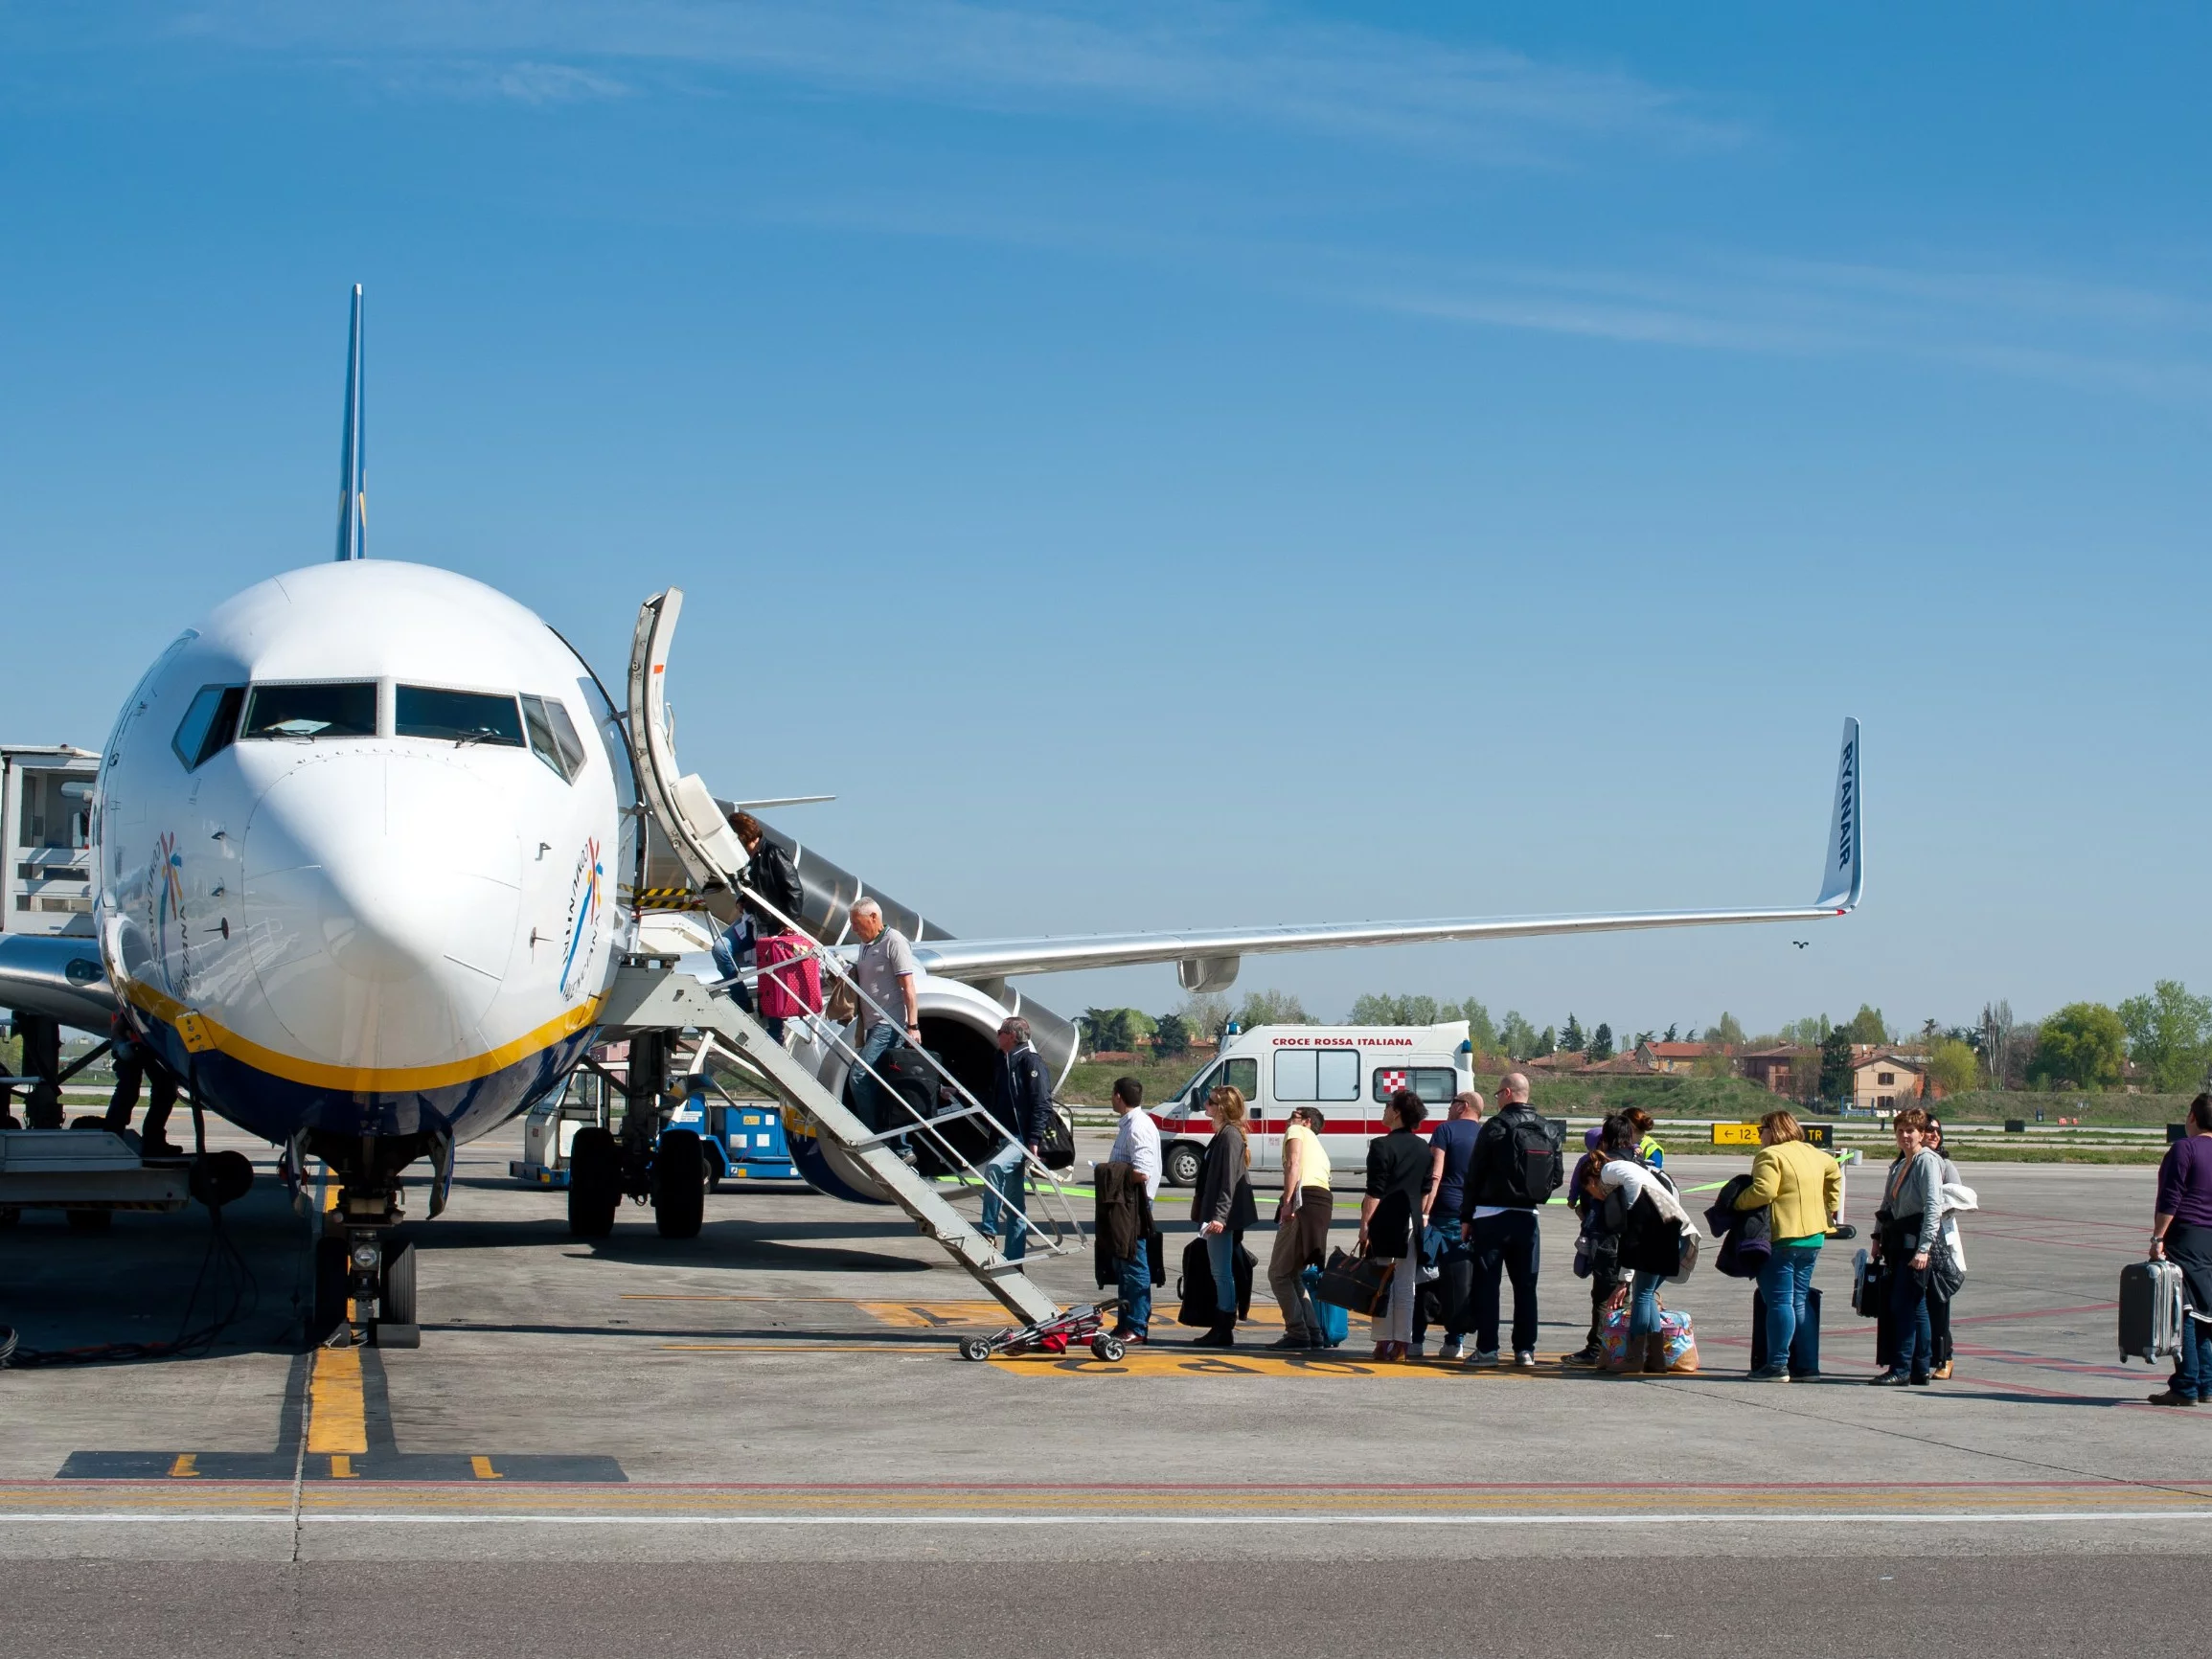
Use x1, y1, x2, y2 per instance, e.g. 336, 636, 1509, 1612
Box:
1494, 1110, 1566, 1208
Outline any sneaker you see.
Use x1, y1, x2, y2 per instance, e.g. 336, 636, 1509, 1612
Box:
1407, 1342, 1427, 1359
1470, 1348, 1500, 1367
1513, 1351, 1538, 1370
2147, 1390, 2201, 1407
1561, 1346, 1605, 1369
1267, 1333, 1311, 1350
1746, 1365, 1791, 1383
1439, 1339, 1467, 1361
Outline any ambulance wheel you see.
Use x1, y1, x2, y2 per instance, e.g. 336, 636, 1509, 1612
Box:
1090, 1334, 1127, 1362
1163, 1141, 1202, 1188
960, 1337, 992, 1362
652, 1131, 706, 1239
380, 1239, 418, 1326
567, 1128, 619, 1239
311, 1236, 349, 1344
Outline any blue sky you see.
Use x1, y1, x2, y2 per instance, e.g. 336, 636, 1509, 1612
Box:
4, 3, 2209, 1039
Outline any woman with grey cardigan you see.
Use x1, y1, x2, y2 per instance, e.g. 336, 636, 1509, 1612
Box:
1870, 1106, 1946, 1386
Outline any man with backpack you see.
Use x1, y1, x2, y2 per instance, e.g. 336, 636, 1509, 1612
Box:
1458, 1071, 1564, 1368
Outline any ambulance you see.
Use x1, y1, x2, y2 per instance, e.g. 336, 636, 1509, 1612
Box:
1151, 1021, 1476, 1186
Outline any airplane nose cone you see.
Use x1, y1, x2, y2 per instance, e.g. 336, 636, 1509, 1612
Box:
241, 754, 522, 1069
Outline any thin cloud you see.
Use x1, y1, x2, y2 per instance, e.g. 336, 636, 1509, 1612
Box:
148, 0, 1739, 161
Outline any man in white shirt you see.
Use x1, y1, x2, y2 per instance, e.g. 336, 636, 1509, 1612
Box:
1105, 1077, 1162, 1342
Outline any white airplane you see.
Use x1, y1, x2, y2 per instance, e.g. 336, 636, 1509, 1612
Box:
0, 288, 1862, 1330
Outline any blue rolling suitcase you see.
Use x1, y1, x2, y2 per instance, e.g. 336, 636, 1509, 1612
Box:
1750, 1284, 1822, 1375
1301, 1264, 1350, 1347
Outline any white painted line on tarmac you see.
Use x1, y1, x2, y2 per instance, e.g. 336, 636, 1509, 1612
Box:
4, 1511, 2211, 1527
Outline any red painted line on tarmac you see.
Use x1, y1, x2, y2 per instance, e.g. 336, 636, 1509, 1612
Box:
503, 1476, 2168, 1494
1955, 1227, 2146, 1257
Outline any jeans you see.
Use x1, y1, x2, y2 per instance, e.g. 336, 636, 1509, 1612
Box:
1757, 1243, 1822, 1373
1471, 1210, 1540, 1354
979, 1141, 1028, 1261
852, 1021, 904, 1134
1204, 1229, 1239, 1319
1114, 1239, 1152, 1338
1889, 1260, 1933, 1378
2172, 1315, 2212, 1401
1411, 1225, 1472, 1346
1628, 1269, 1663, 1346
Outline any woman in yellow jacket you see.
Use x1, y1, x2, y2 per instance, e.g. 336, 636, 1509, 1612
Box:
1735, 1110, 1842, 1382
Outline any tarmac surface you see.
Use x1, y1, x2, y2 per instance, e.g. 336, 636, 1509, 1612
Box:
1, 1125, 2205, 1651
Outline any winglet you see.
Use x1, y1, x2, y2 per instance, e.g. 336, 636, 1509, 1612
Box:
1814, 716, 1862, 912
334, 284, 367, 561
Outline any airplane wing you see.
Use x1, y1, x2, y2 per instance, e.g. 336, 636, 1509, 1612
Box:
0, 933, 118, 1031
913, 718, 1862, 989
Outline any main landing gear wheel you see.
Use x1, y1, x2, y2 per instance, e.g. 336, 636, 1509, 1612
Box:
652, 1130, 706, 1239
567, 1126, 620, 1239
1163, 1141, 1202, 1188
960, 1337, 993, 1362
1090, 1334, 1128, 1362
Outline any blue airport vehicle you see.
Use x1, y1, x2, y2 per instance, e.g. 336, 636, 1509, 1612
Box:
512, 1070, 800, 1190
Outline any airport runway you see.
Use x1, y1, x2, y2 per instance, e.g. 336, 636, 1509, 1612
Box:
3, 1130, 2206, 1595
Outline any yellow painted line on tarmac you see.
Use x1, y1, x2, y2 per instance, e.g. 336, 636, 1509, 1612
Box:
307, 1347, 369, 1455
986, 1351, 1479, 1379
471, 1457, 502, 1481
657, 1343, 929, 1354
168, 1455, 198, 1478
857, 1301, 1007, 1328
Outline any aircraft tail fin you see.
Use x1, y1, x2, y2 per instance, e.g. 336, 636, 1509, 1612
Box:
1814, 716, 1863, 911
334, 284, 366, 561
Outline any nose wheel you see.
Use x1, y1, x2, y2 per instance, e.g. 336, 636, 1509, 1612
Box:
311, 1224, 419, 1348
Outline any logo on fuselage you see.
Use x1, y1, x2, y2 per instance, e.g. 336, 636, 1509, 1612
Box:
558, 838, 604, 999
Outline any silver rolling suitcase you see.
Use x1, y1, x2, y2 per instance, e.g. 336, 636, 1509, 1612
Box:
2118, 1259, 2185, 1364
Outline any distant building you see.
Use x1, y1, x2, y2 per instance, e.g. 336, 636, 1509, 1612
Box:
1853, 1051, 1931, 1112
1640, 1041, 1718, 1075
1740, 1046, 1816, 1097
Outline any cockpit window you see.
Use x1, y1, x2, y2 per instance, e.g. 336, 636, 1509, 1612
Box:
395, 685, 525, 747
241, 682, 378, 740
171, 684, 246, 770
519, 693, 588, 783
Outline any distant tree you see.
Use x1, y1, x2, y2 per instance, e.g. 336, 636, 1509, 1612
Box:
1178, 992, 1233, 1043
1235, 989, 1313, 1029
2118, 980, 2212, 1094
1844, 1004, 1889, 1046
1588, 1023, 1614, 1063
1818, 1027, 1855, 1102
1927, 1038, 1979, 1098
1632, 1030, 1655, 1051
1458, 999, 1499, 1054
1706, 1011, 1746, 1050
1561, 1014, 1585, 1054
1152, 1012, 1191, 1060
1663, 1023, 1679, 1043
1535, 1026, 1558, 1057
1780, 1014, 1833, 1047
1080, 1008, 1136, 1054
1497, 1011, 1539, 1057
1350, 992, 1402, 1025
2028, 1003, 2127, 1090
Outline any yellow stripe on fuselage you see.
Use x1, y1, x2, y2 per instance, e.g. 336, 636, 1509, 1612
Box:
120, 977, 604, 1093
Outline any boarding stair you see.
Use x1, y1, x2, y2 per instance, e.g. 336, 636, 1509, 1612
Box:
605, 588, 1077, 1327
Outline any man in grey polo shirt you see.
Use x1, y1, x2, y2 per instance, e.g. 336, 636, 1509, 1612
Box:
848, 898, 920, 1135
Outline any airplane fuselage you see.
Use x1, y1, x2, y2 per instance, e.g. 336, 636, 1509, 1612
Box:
94, 561, 627, 1150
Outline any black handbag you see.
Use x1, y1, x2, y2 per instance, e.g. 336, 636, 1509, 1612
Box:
1037, 1106, 1075, 1170
1311, 1246, 1395, 1316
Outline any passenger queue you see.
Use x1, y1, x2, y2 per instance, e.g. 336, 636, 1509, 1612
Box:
1083, 1068, 2029, 1382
